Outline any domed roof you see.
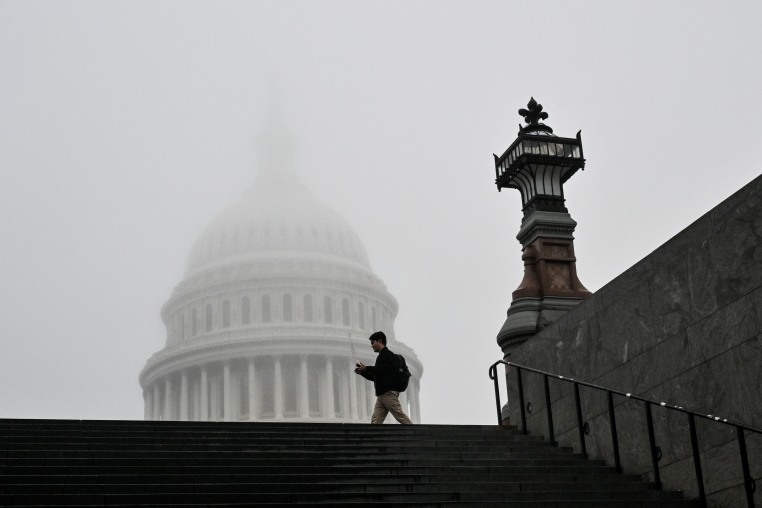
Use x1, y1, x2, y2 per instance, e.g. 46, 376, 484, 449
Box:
185, 181, 371, 277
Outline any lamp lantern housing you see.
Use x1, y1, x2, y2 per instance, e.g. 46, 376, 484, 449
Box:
494, 97, 585, 215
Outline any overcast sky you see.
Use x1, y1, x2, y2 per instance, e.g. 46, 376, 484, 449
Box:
1, 1, 760, 424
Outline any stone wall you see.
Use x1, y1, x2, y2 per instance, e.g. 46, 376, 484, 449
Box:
506, 174, 762, 507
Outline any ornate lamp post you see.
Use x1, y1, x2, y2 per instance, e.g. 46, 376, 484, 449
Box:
494, 98, 591, 356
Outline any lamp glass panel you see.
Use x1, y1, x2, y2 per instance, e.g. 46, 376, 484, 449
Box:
573, 146, 581, 157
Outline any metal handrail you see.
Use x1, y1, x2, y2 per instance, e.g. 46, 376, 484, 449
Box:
489, 360, 761, 508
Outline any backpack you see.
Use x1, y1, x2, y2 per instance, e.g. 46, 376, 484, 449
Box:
393, 354, 411, 392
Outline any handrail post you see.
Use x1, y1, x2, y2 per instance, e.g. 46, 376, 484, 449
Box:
503, 363, 511, 411
543, 374, 555, 444
573, 382, 587, 458
737, 425, 755, 508
516, 367, 527, 435
607, 391, 622, 473
688, 414, 706, 507
645, 402, 661, 489
491, 365, 502, 425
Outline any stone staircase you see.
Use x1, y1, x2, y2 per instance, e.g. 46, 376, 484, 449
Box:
0, 419, 700, 507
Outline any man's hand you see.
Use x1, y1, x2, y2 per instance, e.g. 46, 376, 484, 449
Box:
354, 362, 366, 374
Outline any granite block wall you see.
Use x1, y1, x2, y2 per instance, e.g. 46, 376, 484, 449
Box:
506, 174, 762, 507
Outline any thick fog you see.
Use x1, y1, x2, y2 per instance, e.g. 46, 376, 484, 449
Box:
1, 1, 761, 424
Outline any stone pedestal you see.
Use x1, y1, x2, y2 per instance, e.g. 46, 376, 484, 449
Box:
497, 211, 591, 356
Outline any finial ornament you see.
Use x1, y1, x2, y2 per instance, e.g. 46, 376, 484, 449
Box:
518, 97, 549, 125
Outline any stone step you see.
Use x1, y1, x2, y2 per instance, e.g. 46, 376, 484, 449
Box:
0, 489, 690, 504
0, 434, 545, 444
0, 421, 506, 434
0, 433, 528, 444
1, 457, 602, 469
0, 502, 704, 508
0, 438, 540, 450
0, 480, 662, 495
0, 473, 647, 485
0, 464, 621, 476
1, 448, 580, 460
0, 431, 523, 443
0, 492, 452, 505
1, 442, 551, 453
0, 432, 516, 442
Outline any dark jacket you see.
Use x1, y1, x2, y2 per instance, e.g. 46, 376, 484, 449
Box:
360, 347, 397, 396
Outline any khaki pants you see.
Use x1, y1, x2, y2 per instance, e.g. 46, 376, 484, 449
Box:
371, 391, 413, 424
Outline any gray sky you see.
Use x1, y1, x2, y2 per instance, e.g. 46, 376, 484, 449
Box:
1, 0, 760, 423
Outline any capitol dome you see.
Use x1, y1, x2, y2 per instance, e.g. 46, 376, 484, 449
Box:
139, 122, 423, 424
185, 182, 371, 277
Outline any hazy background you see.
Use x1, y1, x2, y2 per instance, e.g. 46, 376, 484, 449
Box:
1, 1, 760, 423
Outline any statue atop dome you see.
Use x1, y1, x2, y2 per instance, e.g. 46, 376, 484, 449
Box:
255, 86, 299, 186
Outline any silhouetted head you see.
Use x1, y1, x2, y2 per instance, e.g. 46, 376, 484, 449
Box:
368, 331, 386, 345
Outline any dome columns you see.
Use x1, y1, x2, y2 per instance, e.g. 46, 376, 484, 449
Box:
247, 358, 256, 420
223, 361, 232, 421
273, 356, 284, 419
324, 357, 335, 419
200, 366, 208, 421
180, 371, 189, 421
348, 357, 359, 420
142, 352, 421, 423
164, 377, 173, 421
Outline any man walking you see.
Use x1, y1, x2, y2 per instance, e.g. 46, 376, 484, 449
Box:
354, 331, 413, 424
